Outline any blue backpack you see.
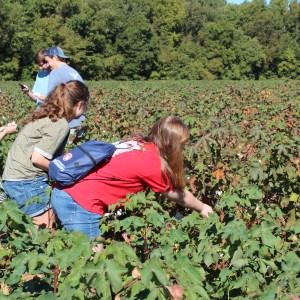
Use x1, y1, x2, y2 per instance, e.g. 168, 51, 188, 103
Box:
48, 140, 117, 187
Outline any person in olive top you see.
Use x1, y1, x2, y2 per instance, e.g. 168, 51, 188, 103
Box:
2, 81, 90, 228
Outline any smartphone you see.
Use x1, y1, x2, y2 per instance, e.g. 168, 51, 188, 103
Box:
19, 83, 26, 89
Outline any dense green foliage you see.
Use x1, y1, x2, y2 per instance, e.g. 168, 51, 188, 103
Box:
0, 80, 299, 299
2, 0, 300, 80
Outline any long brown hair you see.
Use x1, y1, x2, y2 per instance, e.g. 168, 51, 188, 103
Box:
24, 80, 90, 125
143, 116, 190, 191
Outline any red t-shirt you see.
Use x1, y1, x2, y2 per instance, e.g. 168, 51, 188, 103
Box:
61, 141, 171, 215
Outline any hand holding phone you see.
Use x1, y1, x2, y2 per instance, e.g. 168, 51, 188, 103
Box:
19, 83, 26, 89
19, 83, 29, 94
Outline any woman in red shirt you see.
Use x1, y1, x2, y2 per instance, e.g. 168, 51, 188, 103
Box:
51, 116, 213, 238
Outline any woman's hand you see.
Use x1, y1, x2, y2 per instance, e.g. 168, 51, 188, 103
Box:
199, 203, 214, 218
0, 122, 18, 134
21, 84, 30, 94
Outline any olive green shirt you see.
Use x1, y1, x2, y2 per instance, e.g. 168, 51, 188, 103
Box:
3, 117, 69, 180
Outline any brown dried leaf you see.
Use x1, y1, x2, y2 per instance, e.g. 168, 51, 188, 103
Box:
288, 295, 300, 300
166, 284, 184, 300
243, 107, 258, 114
187, 175, 198, 194
292, 235, 298, 243
132, 267, 142, 279
22, 273, 45, 282
1, 282, 12, 295
212, 168, 226, 182
220, 210, 225, 222
231, 175, 240, 187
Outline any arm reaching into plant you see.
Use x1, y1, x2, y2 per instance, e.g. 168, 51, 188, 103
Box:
163, 189, 213, 218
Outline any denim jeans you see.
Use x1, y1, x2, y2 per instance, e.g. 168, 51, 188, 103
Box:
51, 187, 102, 239
2, 177, 51, 217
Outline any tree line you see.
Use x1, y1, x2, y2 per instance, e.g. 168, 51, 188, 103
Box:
1, 0, 300, 80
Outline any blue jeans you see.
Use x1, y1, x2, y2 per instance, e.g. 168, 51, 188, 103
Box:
2, 177, 51, 217
51, 187, 102, 239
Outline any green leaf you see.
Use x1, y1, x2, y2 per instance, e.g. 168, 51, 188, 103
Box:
151, 262, 168, 286
290, 193, 299, 202
145, 211, 165, 227
177, 261, 206, 285
120, 217, 133, 230
220, 193, 241, 208
146, 287, 160, 300
231, 273, 247, 290
282, 252, 300, 273
28, 250, 38, 273
0, 248, 9, 258
169, 229, 185, 243
67, 265, 83, 287
294, 219, 300, 234
219, 268, 232, 283
261, 258, 278, 271
130, 280, 143, 298
258, 259, 267, 274
105, 260, 127, 292
6, 265, 26, 285
222, 220, 248, 243
36, 293, 56, 300
203, 251, 214, 267
57, 280, 76, 299
184, 286, 211, 300
259, 289, 276, 300
245, 274, 260, 292
231, 247, 248, 268
7, 207, 23, 224
246, 239, 261, 256
249, 163, 264, 181
9, 252, 27, 269
261, 229, 282, 249
94, 269, 112, 299
243, 185, 263, 200
140, 265, 153, 285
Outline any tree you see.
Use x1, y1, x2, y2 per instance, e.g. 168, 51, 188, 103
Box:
0, 1, 32, 80
278, 47, 298, 78
147, 0, 187, 46
198, 22, 265, 79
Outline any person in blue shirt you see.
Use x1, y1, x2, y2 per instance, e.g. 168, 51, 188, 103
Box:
21, 49, 50, 106
44, 46, 85, 129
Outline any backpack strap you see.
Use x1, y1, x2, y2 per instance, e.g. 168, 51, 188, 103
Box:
77, 145, 97, 166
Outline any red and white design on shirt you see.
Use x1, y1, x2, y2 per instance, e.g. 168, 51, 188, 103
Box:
62, 152, 73, 161
113, 140, 143, 157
